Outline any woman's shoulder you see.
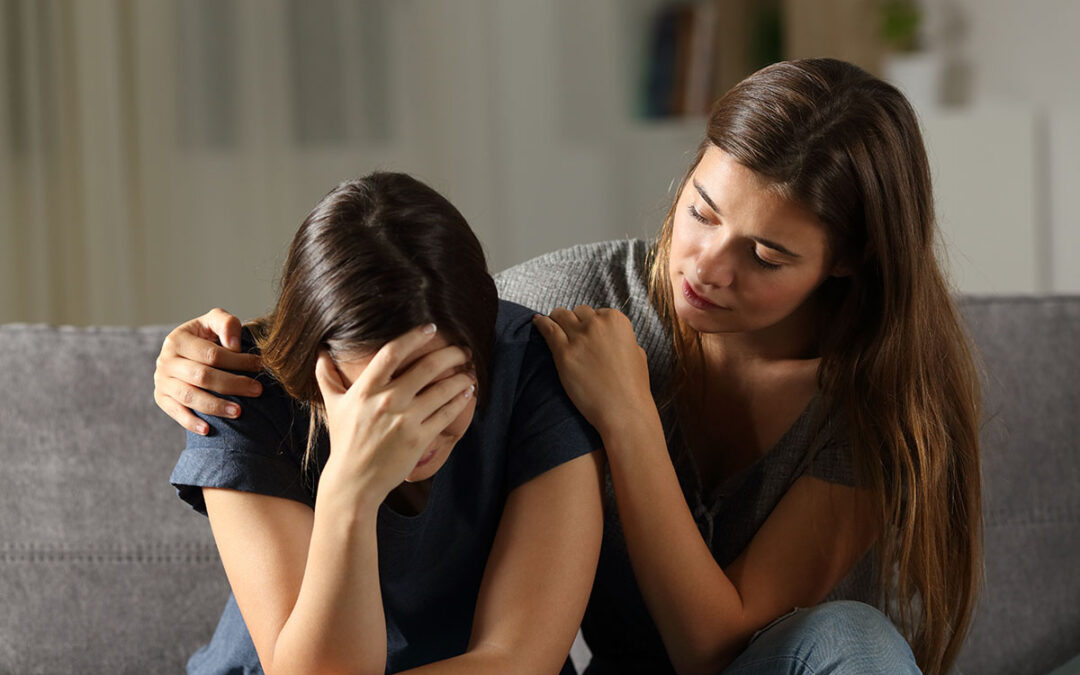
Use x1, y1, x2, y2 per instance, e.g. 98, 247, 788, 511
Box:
494, 240, 673, 385
494, 239, 653, 314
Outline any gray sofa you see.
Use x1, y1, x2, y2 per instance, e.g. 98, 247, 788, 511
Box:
2, 296, 1078, 674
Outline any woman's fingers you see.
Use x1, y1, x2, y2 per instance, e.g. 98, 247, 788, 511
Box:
419, 379, 476, 435
364, 324, 439, 386
198, 307, 245, 352
314, 350, 348, 404
547, 306, 581, 328
532, 314, 569, 348
154, 389, 211, 435
167, 328, 262, 375
572, 304, 597, 322
414, 371, 476, 422
157, 354, 263, 399
394, 345, 471, 399
160, 375, 242, 419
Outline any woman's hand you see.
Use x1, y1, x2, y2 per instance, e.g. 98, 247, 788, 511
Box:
153, 308, 263, 435
532, 306, 654, 437
315, 325, 476, 503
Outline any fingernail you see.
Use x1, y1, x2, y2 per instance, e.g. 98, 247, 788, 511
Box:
197, 423, 209, 435
464, 384, 476, 399
225, 404, 240, 417
423, 323, 437, 335
249, 382, 262, 396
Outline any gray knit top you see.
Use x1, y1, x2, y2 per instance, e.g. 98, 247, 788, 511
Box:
495, 239, 876, 675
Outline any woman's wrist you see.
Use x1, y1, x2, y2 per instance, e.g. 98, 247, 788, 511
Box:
318, 457, 388, 518
596, 399, 665, 455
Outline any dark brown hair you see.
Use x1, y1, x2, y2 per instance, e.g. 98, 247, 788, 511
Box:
253, 172, 498, 463
649, 59, 981, 674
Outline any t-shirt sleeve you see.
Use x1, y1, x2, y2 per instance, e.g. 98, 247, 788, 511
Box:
504, 331, 602, 492
169, 369, 316, 516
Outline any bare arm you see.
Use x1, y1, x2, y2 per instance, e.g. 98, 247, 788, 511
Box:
205, 487, 387, 675
535, 307, 876, 675
400, 450, 605, 675
601, 411, 874, 673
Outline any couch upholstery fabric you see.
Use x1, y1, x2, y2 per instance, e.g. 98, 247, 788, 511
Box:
0, 296, 1078, 673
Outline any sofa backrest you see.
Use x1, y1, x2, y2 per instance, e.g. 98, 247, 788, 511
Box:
956, 297, 1080, 675
0, 296, 1077, 674
0, 325, 228, 673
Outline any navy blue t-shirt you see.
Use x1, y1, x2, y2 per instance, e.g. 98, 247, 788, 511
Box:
170, 300, 599, 674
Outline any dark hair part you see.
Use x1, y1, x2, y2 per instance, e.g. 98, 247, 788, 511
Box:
649, 59, 981, 675
252, 172, 497, 465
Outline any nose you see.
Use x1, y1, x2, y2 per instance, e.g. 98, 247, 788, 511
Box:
695, 236, 735, 288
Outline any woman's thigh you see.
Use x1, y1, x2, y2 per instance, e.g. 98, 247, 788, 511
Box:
722, 601, 921, 675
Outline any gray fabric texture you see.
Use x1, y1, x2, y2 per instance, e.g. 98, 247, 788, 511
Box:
0, 324, 229, 674
954, 297, 1080, 675
0, 241, 1077, 674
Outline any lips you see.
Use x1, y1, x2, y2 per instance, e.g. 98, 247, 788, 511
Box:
681, 278, 727, 311
415, 447, 439, 468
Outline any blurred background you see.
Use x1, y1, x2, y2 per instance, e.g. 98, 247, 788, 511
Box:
1, 0, 1077, 326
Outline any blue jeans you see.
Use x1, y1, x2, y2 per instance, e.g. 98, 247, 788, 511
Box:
722, 601, 921, 674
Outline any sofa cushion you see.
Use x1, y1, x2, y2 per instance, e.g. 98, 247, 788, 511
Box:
0, 325, 229, 673
956, 297, 1080, 675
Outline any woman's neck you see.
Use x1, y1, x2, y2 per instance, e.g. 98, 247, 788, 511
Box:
699, 303, 820, 370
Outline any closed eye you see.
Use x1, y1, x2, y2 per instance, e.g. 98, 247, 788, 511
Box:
750, 247, 782, 270
687, 204, 710, 224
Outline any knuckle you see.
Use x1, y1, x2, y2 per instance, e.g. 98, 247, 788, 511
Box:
374, 393, 395, 415
202, 345, 220, 367
178, 387, 196, 406
189, 366, 208, 387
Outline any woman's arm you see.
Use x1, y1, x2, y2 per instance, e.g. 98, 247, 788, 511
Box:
202, 326, 477, 675
534, 307, 876, 675
210, 448, 604, 675
601, 413, 875, 674
204, 487, 387, 675
400, 450, 605, 675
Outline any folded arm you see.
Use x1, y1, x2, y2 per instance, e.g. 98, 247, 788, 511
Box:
400, 450, 605, 675
206, 450, 603, 675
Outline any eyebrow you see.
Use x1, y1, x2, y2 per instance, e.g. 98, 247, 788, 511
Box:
692, 179, 802, 258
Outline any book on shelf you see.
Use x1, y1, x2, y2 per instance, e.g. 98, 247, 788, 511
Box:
641, 0, 777, 119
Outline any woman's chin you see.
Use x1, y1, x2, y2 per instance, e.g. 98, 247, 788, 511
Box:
674, 301, 733, 335
404, 445, 451, 483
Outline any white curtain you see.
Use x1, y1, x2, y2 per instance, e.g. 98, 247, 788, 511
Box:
0, 0, 431, 325
0, 0, 678, 325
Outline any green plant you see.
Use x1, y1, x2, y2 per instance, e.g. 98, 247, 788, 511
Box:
880, 0, 923, 52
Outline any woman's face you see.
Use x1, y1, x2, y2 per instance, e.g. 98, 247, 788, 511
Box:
668, 146, 838, 338
335, 334, 477, 483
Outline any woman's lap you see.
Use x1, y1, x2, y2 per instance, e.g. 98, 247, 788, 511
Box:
721, 601, 921, 674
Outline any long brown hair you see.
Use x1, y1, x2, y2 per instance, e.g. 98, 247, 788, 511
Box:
649, 59, 981, 674
252, 172, 498, 467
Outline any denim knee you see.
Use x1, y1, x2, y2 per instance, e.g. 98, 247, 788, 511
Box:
723, 601, 921, 674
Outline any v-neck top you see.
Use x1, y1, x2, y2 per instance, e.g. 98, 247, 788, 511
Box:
496, 240, 877, 675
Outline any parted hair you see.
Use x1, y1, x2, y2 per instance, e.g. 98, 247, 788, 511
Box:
649, 58, 982, 675
252, 172, 498, 464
